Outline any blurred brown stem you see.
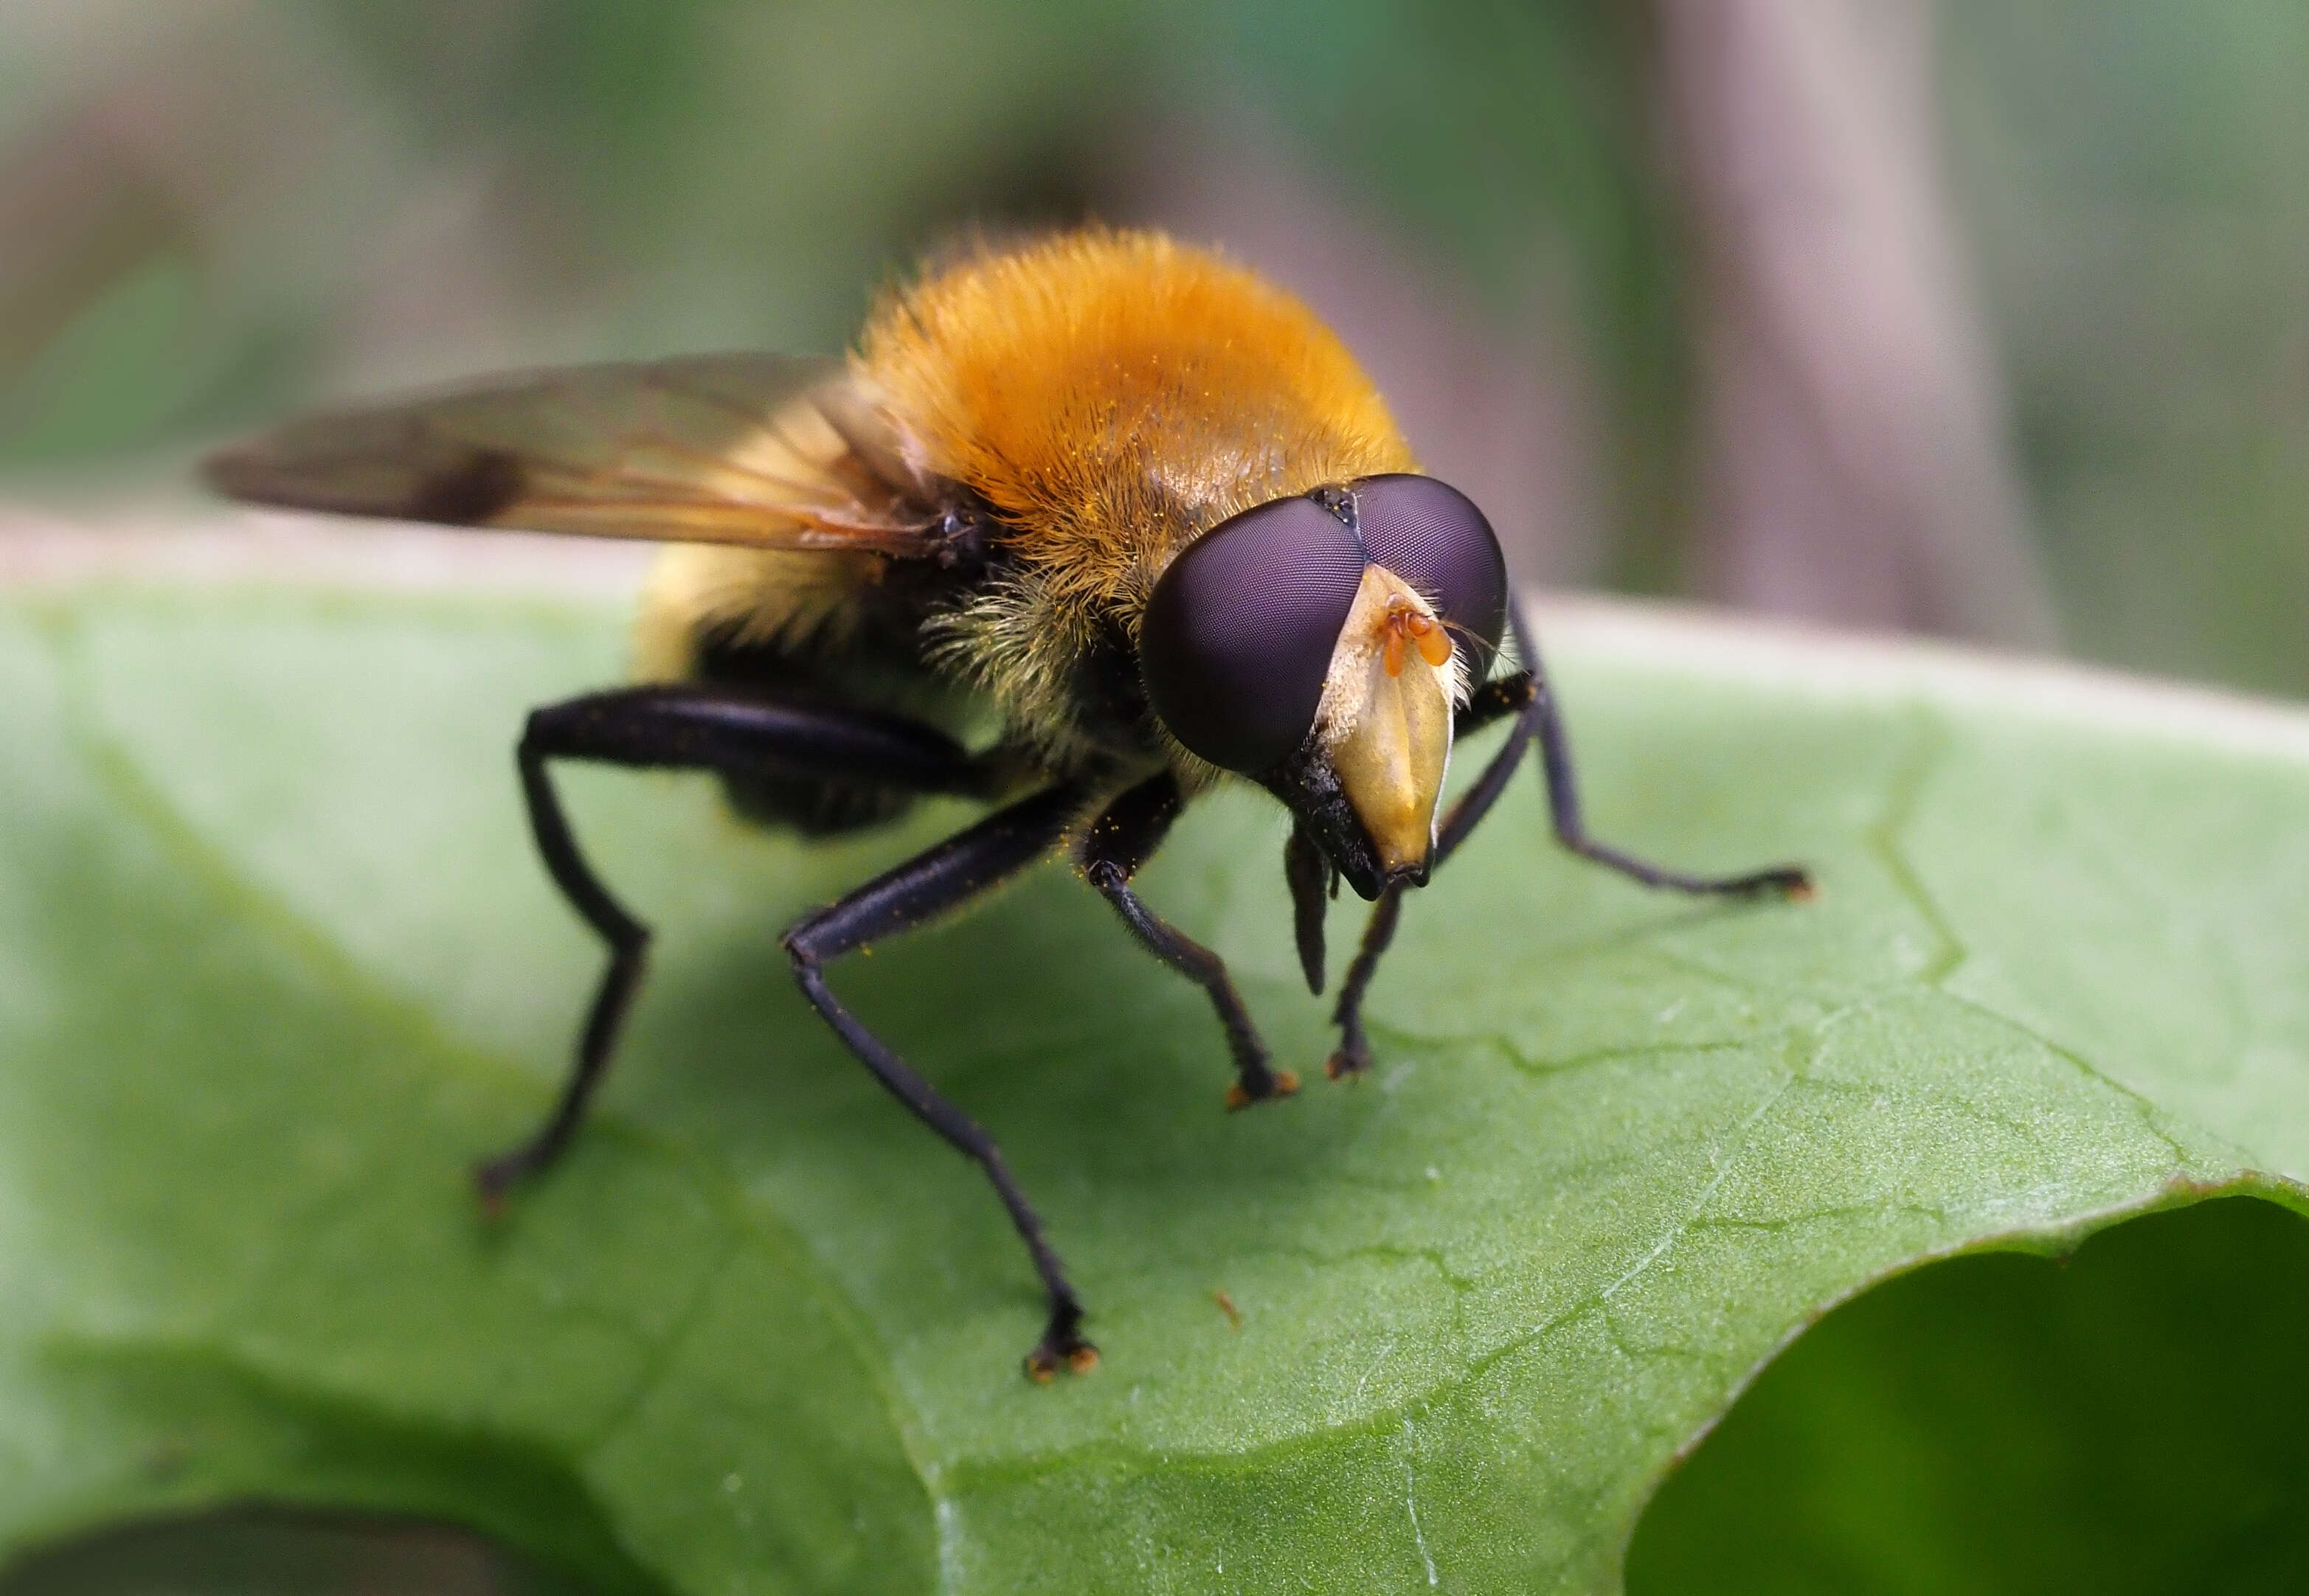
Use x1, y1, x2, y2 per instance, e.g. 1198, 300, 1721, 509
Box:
1659, 0, 2056, 646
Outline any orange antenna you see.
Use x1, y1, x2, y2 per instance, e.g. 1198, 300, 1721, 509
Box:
1381, 595, 1453, 677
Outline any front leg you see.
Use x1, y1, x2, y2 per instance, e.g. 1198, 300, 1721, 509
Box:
1327, 605, 1812, 1078
1081, 772, 1297, 1108
1509, 603, 1810, 900
1324, 679, 1527, 1080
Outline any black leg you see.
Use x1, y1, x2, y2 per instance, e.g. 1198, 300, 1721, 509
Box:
481, 684, 1002, 1204
1324, 675, 1538, 1080
1326, 602, 1810, 1079
1511, 602, 1813, 898
783, 782, 1098, 1381
1282, 822, 1334, 995
1326, 884, 1407, 1081
1081, 773, 1296, 1109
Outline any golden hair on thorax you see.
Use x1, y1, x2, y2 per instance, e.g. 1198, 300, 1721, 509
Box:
853, 228, 1420, 765
862, 227, 1416, 603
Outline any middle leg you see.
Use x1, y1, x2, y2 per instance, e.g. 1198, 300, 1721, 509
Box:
783, 780, 1099, 1381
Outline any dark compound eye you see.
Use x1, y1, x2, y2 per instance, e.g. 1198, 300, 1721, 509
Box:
1351, 474, 1509, 671
1140, 495, 1367, 773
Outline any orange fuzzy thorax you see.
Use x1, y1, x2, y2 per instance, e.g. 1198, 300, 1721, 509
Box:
856, 228, 1415, 609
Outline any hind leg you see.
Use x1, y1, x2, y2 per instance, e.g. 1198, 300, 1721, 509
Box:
482, 684, 1003, 1199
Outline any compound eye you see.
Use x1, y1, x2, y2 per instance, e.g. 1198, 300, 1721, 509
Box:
1140, 496, 1368, 773
1352, 474, 1509, 671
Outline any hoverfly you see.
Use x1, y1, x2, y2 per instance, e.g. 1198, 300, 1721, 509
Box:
208, 227, 1810, 1378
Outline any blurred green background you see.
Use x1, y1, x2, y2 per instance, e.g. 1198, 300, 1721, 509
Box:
3, 0, 2305, 694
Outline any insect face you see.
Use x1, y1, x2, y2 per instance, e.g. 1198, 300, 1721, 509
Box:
1138, 474, 1509, 898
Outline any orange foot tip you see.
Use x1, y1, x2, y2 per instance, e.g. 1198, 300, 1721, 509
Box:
1325, 1050, 1370, 1083
1749, 865, 1815, 901
1024, 1343, 1101, 1382
1224, 1071, 1301, 1111
472, 1166, 514, 1219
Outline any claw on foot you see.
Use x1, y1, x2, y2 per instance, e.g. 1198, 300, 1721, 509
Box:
1224, 1069, 1301, 1111
1023, 1310, 1098, 1382
1326, 1044, 1371, 1083
473, 1156, 525, 1218
1739, 864, 1815, 901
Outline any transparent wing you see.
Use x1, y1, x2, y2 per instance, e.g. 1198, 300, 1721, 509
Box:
204, 354, 942, 556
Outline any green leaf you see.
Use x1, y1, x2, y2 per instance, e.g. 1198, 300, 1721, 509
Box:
1629, 1194, 2309, 1593
1, 582, 2305, 1592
